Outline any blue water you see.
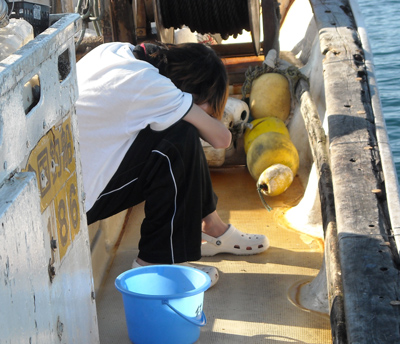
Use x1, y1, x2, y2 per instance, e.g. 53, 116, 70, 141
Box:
357, 0, 400, 182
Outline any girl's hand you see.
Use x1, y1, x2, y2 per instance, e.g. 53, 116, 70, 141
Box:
183, 103, 232, 149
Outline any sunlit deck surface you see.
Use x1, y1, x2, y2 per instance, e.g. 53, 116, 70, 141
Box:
96, 165, 331, 343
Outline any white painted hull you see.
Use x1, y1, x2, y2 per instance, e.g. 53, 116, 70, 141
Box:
0, 14, 99, 344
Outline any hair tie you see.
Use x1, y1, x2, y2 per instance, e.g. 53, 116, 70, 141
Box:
140, 43, 147, 55
133, 43, 168, 76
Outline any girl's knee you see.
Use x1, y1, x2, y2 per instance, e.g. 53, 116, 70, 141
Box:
165, 121, 201, 147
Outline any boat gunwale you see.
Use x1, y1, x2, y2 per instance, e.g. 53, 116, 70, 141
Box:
349, 0, 400, 257
310, 0, 400, 342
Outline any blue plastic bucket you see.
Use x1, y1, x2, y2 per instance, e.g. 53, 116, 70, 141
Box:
115, 265, 211, 344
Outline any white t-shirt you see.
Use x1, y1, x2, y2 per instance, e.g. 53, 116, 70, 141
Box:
75, 42, 193, 211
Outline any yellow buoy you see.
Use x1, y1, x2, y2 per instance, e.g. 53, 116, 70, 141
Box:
257, 164, 294, 196
246, 131, 299, 181
244, 117, 290, 154
249, 73, 291, 121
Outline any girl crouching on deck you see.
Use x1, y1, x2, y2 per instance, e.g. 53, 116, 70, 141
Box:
75, 42, 269, 287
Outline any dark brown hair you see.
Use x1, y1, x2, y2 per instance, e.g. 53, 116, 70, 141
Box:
133, 42, 228, 120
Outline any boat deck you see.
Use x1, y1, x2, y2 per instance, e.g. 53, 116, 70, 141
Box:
96, 165, 331, 343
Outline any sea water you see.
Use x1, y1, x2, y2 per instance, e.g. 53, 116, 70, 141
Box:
358, 0, 400, 183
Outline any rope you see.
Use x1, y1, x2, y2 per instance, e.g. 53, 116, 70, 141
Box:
257, 186, 272, 212
159, 0, 250, 39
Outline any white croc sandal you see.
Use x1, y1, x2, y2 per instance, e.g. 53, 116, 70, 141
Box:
180, 262, 219, 288
201, 225, 269, 257
132, 259, 219, 288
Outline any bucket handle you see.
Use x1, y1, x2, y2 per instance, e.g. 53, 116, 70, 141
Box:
162, 300, 207, 327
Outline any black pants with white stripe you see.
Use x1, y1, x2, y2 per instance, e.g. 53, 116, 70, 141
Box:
87, 121, 218, 264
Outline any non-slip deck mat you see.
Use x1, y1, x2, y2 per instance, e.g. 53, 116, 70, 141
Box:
96, 166, 331, 343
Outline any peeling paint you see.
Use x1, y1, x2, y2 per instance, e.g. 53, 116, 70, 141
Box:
40, 169, 49, 189
57, 316, 64, 341
4, 255, 9, 285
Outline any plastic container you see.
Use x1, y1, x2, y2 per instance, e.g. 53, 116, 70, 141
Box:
115, 265, 211, 344
7, 0, 50, 36
202, 97, 250, 167
0, 18, 34, 61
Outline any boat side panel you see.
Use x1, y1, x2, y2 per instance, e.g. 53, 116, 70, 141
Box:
311, 0, 400, 342
0, 14, 99, 343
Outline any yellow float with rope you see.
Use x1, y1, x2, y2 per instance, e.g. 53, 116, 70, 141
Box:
249, 72, 291, 121
246, 131, 299, 208
256, 163, 294, 197
246, 131, 299, 181
243, 116, 290, 154
242, 62, 306, 208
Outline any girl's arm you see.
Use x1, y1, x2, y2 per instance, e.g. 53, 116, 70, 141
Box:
183, 104, 232, 149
